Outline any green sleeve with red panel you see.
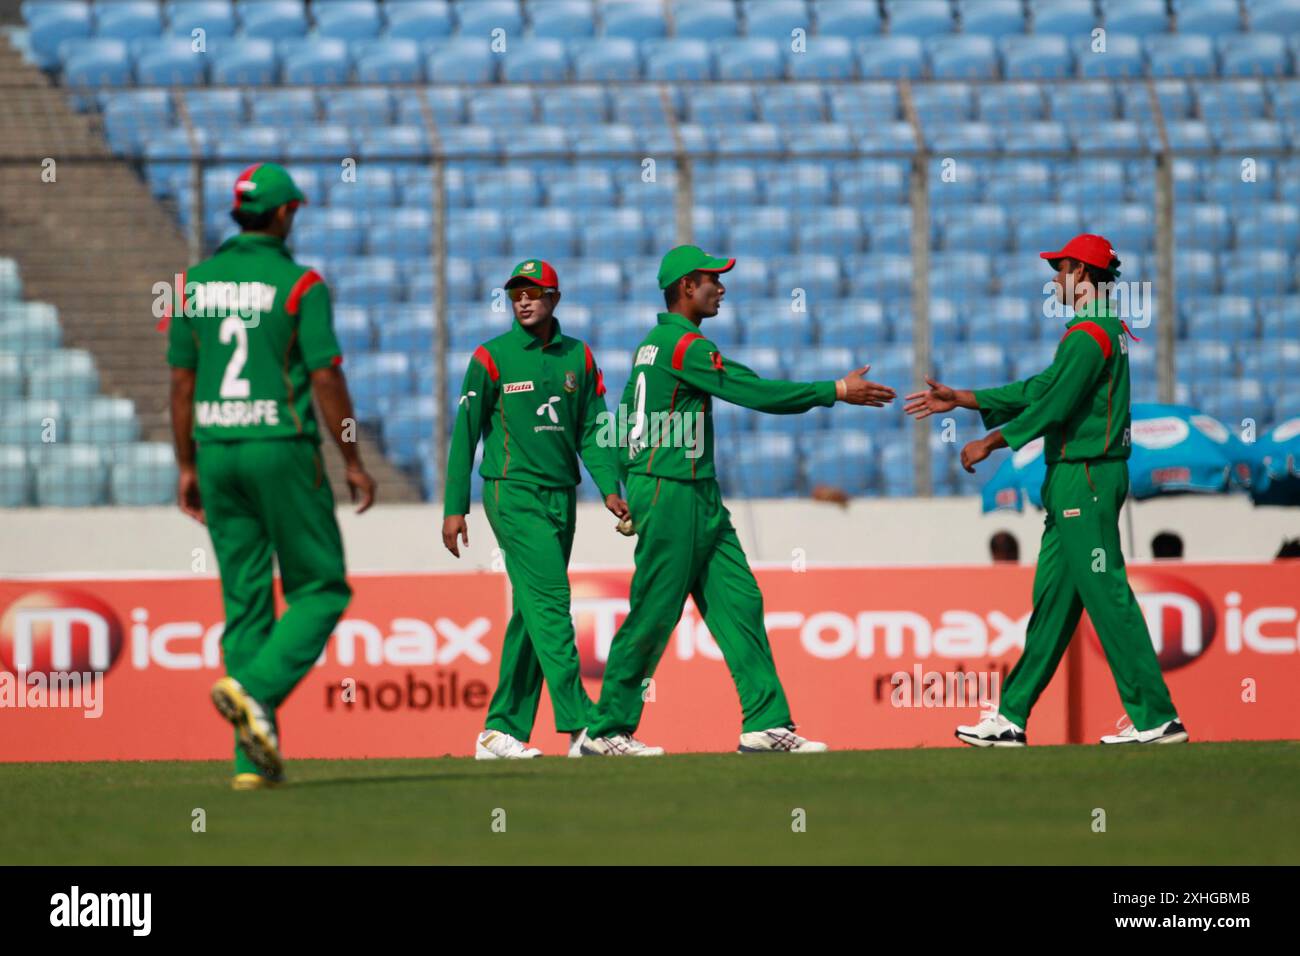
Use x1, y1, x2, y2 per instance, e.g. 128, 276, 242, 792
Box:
671, 333, 838, 413
997, 324, 1108, 451
444, 351, 498, 517
577, 344, 622, 499
973, 364, 1059, 430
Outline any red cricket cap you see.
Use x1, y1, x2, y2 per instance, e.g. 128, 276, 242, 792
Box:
1040, 233, 1122, 277
505, 258, 559, 290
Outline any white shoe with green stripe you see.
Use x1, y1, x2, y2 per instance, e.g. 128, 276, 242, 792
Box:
475, 729, 542, 760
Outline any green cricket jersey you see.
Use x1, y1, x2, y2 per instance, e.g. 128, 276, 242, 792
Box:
974, 299, 1133, 464
444, 318, 620, 516
619, 311, 837, 481
165, 232, 341, 443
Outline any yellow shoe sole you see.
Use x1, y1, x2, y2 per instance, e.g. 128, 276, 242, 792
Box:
211, 676, 284, 778
231, 773, 283, 791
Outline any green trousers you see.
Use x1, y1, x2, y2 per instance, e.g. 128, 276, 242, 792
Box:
197, 438, 351, 774
999, 459, 1178, 732
481, 479, 592, 738
587, 474, 792, 739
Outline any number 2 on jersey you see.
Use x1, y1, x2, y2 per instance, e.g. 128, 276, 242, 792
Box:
219, 315, 251, 399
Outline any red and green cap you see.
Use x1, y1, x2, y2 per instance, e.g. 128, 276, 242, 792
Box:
505, 258, 559, 290
232, 162, 307, 215
657, 244, 736, 290
1041, 233, 1122, 278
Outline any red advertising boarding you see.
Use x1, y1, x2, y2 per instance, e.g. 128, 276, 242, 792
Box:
0, 562, 1296, 762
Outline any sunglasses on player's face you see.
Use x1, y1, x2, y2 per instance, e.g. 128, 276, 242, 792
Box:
507, 285, 556, 302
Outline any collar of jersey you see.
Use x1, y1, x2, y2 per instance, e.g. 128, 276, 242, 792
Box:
657, 311, 703, 333
217, 232, 289, 255
1066, 298, 1117, 326
507, 317, 564, 350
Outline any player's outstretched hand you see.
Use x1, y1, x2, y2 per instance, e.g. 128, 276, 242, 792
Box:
177, 465, 205, 525
904, 377, 959, 420
604, 494, 630, 521
347, 463, 377, 514
442, 514, 469, 558
960, 437, 991, 473
838, 365, 896, 407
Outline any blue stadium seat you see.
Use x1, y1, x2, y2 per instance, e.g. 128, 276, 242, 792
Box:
1222, 249, 1291, 294
26, 2, 93, 67
1175, 202, 1231, 250
507, 208, 578, 257
727, 344, 790, 378
760, 83, 826, 123
742, 0, 809, 40
331, 305, 373, 352
1201, 156, 1278, 205
938, 344, 1009, 387
210, 36, 278, 83
828, 82, 898, 123
525, 0, 595, 38
439, 124, 498, 161
0, 446, 29, 507
546, 167, 614, 207
1214, 119, 1289, 151
772, 254, 842, 300
95, 1, 161, 40
1239, 339, 1300, 379
797, 207, 861, 255
65, 396, 140, 444
560, 260, 623, 303
713, 38, 785, 80
601, 0, 665, 39
789, 35, 856, 79
324, 87, 393, 125
1179, 339, 1236, 378
0, 303, 61, 352
1196, 79, 1266, 120
1236, 204, 1300, 250
941, 205, 1011, 251
811, 0, 882, 37
61, 38, 132, 86
281, 36, 350, 83
354, 37, 424, 81
688, 85, 755, 123
958, 0, 1025, 37
32, 445, 106, 506
698, 166, 761, 205
502, 37, 569, 81
1198, 379, 1270, 425
672, 0, 738, 39
1147, 35, 1216, 77
238, 0, 307, 39
428, 38, 496, 82
1102, 0, 1169, 35
0, 398, 62, 444
1178, 0, 1243, 34
570, 123, 637, 155
164, 1, 236, 37
725, 434, 799, 497
570, 36, 639, 80
1071, 33, 1141, 78
912, 81, 975, 122
927, 35, 998, 79
213, 126, 280, 161
986, 159, 1054, 203
857, 36, 924, 78
716, 122, 782, 154
314, 0, 381, 39
385, 0, 453, 39
929, 121, 996, 152
641, 37, 712, 80
1001, 35, 1072, 79
726, 208, 793, 257
966, 296, 1040, 341
977, 82, 1045, 121
377, 306, 435, 353
328, 167, 398, 208
1218, 33, 1288, 77
1181, 294, 1256, 341
1013, 204, 1083, 250
467, 86, 536, 124
135, 36, 209, 83
26, 349, 99, 400
358, 125, 429, 158
817, 299, 890, 346
580, 209, 646, 257
1249, 0, 1300, 33
347, 352, 413, 420
611, 86, 682, 124
282, 124, 351, 161
380, 396, 438, 467
455, 0, 523, 35
447, 209, 506, 257
885, 0, 954, 36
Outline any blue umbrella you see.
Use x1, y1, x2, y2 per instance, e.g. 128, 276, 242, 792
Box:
981, 403, 1244, 513
1243, 415, 1300, 506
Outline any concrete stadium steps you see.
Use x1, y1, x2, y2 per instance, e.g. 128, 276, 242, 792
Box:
0, 34, 423, 504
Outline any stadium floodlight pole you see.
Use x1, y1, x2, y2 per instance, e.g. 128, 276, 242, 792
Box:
173, 90, 203, 262
420, 88, 450, 500
900, 80, 933, 497
1146, 77, 1177, 407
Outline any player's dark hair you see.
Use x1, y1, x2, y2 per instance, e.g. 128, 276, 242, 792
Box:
230, 207, 277, 231
1064, 257, 1118, 289
664, 270, 705, 309
1151, 531, 1184, 559
989, 531, 1019, 563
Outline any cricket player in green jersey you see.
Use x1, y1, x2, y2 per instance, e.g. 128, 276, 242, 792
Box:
580, 245, 897, 756
442, 259, 628, 760
167, 163, 377, 790
905, 233, 1188, 747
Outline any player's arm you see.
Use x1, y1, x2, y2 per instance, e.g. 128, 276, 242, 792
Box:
669, 336, 894, 413
442, 348, 496, 557
297, 273, 376, 513
577, 345, 629, 522
165, 288, 205, 524
961, 330, 1106, 471
905, 366, 1059, 428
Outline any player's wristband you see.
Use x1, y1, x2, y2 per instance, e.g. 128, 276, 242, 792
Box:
835, 379, 847, 401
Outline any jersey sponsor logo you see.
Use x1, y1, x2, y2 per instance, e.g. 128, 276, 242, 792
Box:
195, 399, 281, 428
1062, 508, 1081, 518
635, 344, 659, 367
186, 280, 277, 326
563, 370, 577, 393
534, 396, 564, 431
503, 381, 534, 394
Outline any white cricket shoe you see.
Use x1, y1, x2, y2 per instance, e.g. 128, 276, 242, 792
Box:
1100, 717, 1189, 745
737, 727, 828, 753
955, 713, 1027, 748
475, 729, 542, 760
568, 729, 587, 758
211, 676, 283, 777
580, 733, 665, 756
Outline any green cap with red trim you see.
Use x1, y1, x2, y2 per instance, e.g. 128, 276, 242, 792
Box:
505, 258, 559, 290
232, 162, 307, 215
657, 244, 736, 290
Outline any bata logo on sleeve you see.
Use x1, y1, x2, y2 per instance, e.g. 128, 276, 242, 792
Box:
503, 381, 534, 394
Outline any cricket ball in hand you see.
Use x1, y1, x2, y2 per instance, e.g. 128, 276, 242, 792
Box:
617, 517, 635, 536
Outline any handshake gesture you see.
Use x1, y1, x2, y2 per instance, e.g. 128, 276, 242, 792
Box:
836, 365, 896, 407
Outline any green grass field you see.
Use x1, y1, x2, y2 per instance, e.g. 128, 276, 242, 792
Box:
3, 742, 1297, 865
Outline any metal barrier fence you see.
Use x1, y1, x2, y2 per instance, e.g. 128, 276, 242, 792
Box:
2, 76, 1297, 506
